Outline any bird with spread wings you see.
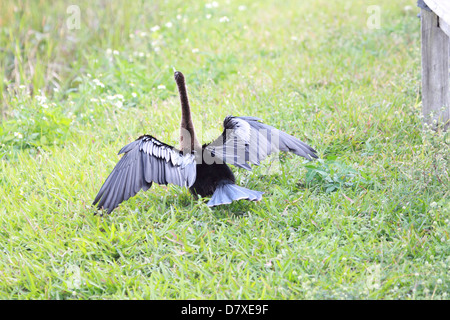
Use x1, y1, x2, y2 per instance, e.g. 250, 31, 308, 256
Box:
93, 71, 317, 214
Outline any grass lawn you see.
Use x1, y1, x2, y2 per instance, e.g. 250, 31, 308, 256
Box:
0, 0, 449, 299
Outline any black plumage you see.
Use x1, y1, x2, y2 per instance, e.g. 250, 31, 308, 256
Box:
93, 135, 196, 213
92, 71, 318, 214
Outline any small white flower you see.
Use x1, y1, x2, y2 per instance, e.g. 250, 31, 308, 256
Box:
176, 14, 182, 20
154, 47, 161, 52
35, 92, 47, 104
206, 14, 212, 19
238, 5, 246, 11
151, 25, 160, 32
113, 50, 119, 55
90, 98, 98, 102
115, 94, 124, 100
157, 85, 166, 90
206, 1, 219, 9
219, 16, 229, 23
139, 31, 147, 37
106, 48, 112, 55
14, 132, 23, 139
115, 100, 123, 108
131, 92, 137, 98
165, 22, 173, 28
93, 79, 105, 88
129, 33, 135, 39
430, 202, 437, 208
192, 48, 199, 53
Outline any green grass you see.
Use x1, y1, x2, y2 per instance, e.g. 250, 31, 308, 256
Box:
1, 0, 449, 299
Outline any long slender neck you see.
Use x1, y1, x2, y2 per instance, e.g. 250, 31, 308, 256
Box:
175, 75, 201, 152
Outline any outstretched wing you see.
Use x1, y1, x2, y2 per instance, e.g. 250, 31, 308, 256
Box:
93, 135, 197, 214
204, 116, 317, 170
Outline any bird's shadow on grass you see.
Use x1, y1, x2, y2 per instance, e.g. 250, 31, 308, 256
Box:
208, 200, 261, 218
145, 189, 262, 219
91, 184, 265, 220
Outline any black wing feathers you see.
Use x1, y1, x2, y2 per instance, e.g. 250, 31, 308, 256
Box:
205, 116, 317, 170
93, 135, 196, 214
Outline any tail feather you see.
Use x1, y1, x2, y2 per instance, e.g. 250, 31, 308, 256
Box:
207, 183, 264, 207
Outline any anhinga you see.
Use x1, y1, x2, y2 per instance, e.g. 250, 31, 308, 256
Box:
93, 71, 318, 214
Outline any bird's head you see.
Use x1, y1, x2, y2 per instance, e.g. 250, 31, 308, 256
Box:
174, 70, 185, 84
